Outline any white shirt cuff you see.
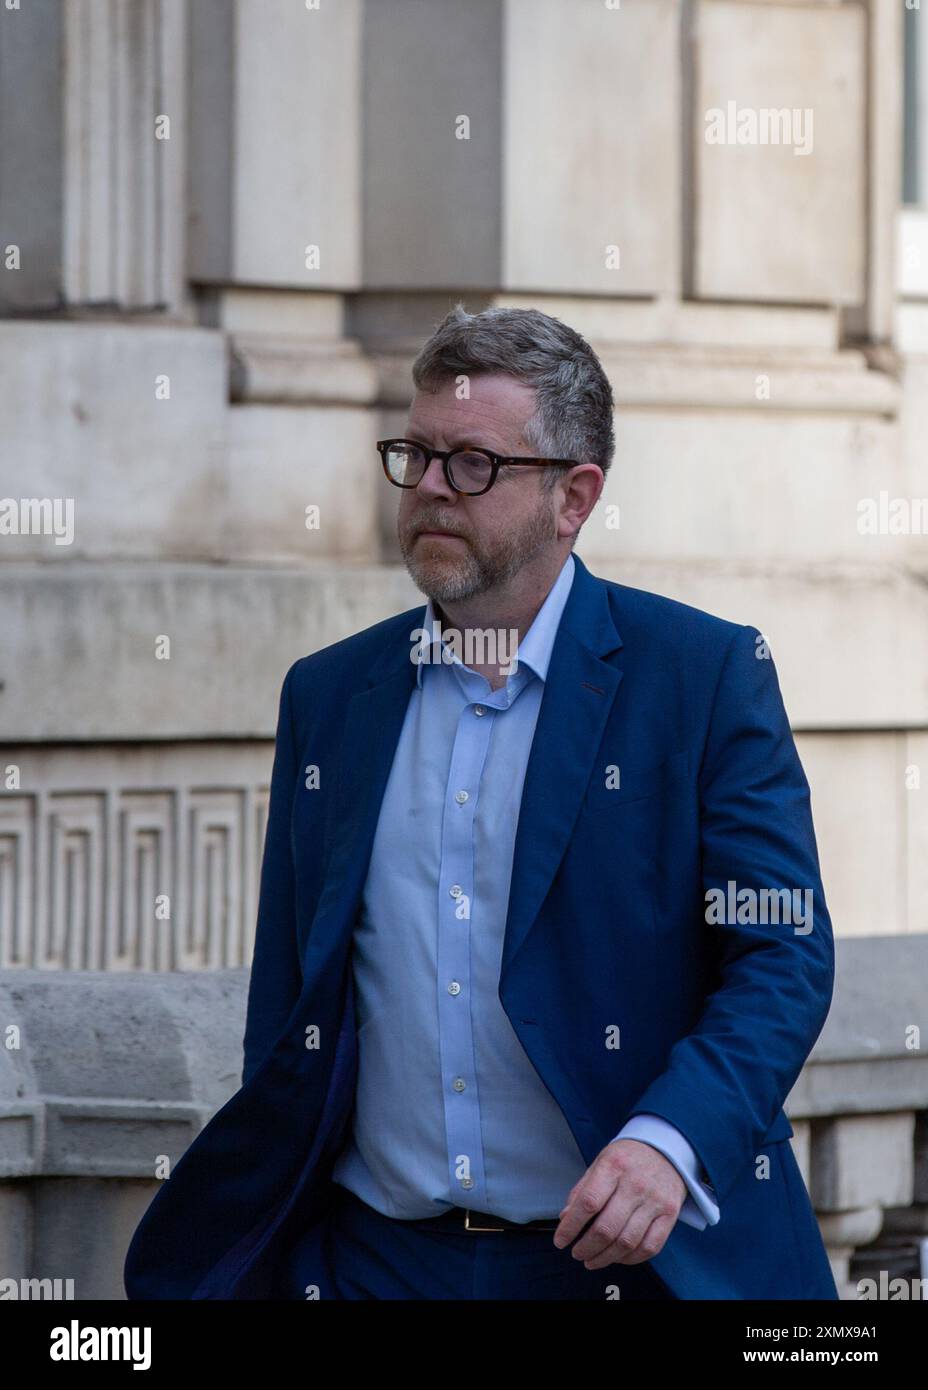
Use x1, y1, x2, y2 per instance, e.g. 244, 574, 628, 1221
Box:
612, 1112, 720, 1230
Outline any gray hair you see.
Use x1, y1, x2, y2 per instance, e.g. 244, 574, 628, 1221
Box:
410, 303, 615, 499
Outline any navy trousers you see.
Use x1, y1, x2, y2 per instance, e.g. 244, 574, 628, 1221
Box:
306, 1183, 676, 1300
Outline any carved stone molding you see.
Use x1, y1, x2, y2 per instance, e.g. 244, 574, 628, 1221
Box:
0, 744, 270, 971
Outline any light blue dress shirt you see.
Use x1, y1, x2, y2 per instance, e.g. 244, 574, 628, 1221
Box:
331, 551, 720, 1230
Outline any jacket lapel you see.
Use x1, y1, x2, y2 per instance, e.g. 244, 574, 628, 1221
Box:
499, 557, 623, 981
307, 555, 624, 977
307, 630, 421, 959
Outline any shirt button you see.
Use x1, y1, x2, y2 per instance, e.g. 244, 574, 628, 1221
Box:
455, 790, 469, 804
461, 1177, 474, 1189
473, 705, 486, 716
447, 981, 461, 995
453, 1077, 466, 1092
449, 885, 462, 897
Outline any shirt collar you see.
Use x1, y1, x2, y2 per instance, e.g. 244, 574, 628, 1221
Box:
414, 551, 576, 688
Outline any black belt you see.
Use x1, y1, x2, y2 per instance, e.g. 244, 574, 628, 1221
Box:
333, 1185, 560, 1233
407, 1206, 560, 1234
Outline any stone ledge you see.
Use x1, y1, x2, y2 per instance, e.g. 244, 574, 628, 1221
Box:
0, 937, 925, 1179
0, 563, 420, 741
371, 340, 901, 414
0, 1102, 204, 1178
230, 333, 380, 405
2, 560, 927, 739
812, 1115, 915, 1212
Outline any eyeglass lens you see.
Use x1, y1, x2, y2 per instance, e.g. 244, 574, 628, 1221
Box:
385, 442, 493, 494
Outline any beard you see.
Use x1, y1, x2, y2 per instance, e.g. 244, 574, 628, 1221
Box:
398, 491, 558, 604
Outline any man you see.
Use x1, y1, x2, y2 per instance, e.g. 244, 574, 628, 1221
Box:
124, 304, 839, 1301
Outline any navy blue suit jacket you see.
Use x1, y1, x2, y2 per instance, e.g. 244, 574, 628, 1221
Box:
124, 553, 839, 1299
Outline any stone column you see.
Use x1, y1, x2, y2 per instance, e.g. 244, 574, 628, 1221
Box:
0, 0, 190, 314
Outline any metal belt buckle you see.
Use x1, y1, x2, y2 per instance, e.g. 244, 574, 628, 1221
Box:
463, 1209, 506, 1232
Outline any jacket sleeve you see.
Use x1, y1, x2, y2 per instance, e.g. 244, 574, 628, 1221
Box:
241, 660, 305, 1088
623, 623, 834, 1206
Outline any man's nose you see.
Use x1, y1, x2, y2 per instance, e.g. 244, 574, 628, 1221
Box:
415, 454, 456, 501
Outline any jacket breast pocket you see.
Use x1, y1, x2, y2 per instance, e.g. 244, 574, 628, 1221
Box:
583, 748, 689, 809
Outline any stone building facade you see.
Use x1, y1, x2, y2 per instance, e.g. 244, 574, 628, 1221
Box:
0, 0, 926, 1299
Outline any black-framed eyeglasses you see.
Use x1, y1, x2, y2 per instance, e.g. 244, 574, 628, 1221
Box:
377, 438, 580, 497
